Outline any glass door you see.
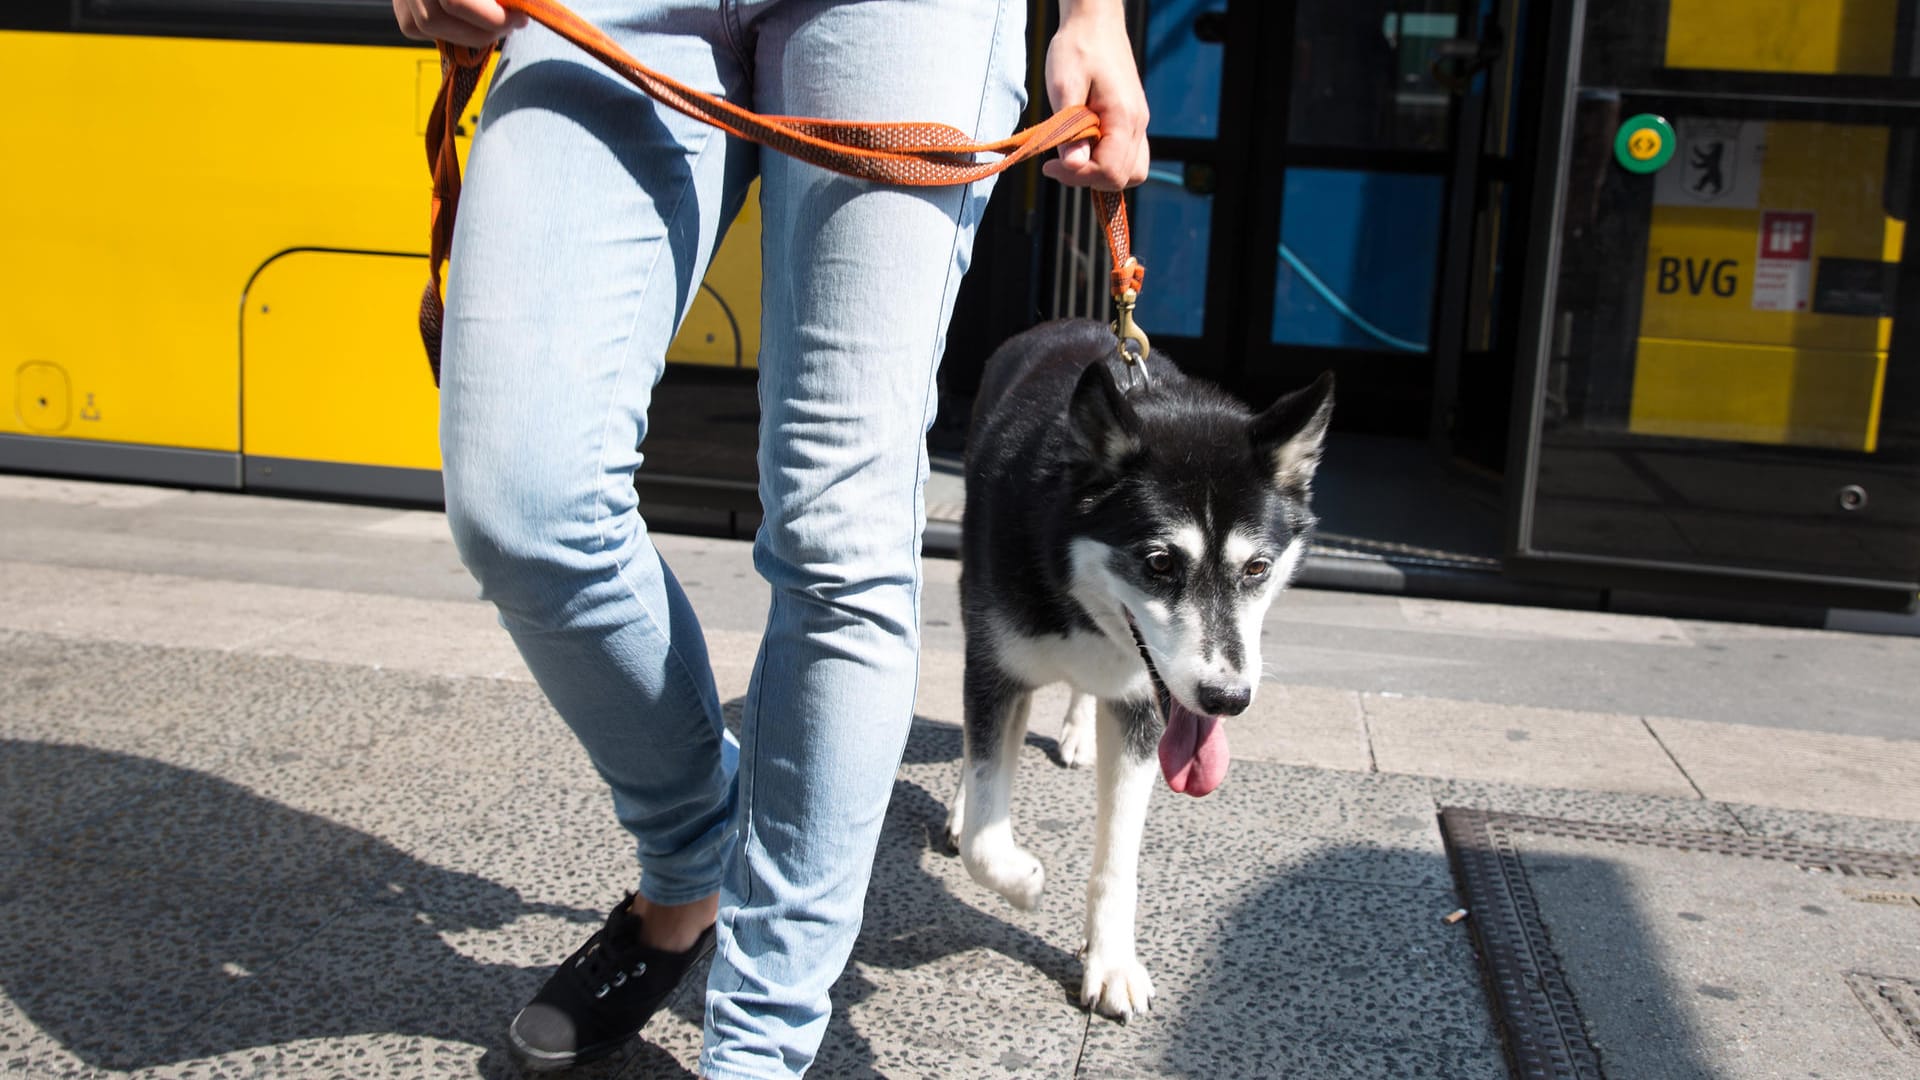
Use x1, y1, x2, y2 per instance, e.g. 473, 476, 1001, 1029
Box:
1119, 1, 1500, 438
1234, 0, 1485, 435
1509, 0, 1920, 610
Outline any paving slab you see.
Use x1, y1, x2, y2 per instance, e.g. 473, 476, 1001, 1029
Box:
0, 559, 345, 655
1, 730, 228, 858
1213, 682, 1374, 773
1365, 693, 1699, 798
1649, 715, 1920, 821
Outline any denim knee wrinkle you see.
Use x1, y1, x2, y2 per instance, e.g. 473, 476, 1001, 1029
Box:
436, 1, 1027, 1077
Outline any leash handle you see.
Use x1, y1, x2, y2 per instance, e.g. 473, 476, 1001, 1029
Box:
419, 0, 1145, 380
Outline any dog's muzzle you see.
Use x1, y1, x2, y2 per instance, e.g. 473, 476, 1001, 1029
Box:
1124, 610, 1231, 797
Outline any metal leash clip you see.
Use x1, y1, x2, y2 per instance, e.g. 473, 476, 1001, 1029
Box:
1111, 291, 1152, 393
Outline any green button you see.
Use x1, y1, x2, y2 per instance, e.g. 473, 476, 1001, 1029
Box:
1615, 114, 1676, 174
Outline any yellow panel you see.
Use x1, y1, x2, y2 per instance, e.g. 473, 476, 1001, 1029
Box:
243, 251, 442, 469
1639, 123, 1897, 353
0, 32, 433, 453
1629, 338, 1886, 451
1665, 0, 1897, 75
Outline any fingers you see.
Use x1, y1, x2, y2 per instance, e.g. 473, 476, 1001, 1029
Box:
1040, 116, 1149, 192
392, 0, 521, 48
1088, 103, 1150, 190
1041, 8, 1151, 192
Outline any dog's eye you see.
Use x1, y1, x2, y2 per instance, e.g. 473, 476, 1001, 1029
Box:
1245, 558, 1272, 579
1146, 551, 1174, 575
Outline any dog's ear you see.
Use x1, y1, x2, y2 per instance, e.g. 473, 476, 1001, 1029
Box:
1251, 371, 1334, 493
1067, 361, 1142, 471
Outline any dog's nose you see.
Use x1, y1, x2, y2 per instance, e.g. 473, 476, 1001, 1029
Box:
1197, 682, 1252, 716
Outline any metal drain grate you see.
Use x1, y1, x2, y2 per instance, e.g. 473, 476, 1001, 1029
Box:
1439, 809, 1920, 1080
1441, 810, 1605, 1080
1845, 972, 1920, 1055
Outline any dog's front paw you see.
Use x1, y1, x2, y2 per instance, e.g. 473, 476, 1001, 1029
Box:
1081, 954, 1155, 1021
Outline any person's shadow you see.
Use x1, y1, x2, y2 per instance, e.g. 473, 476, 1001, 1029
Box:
1, 724, 1081, 1078
0, 737, 612, 1077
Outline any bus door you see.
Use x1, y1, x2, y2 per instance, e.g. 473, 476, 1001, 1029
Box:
1509, 0, 1920, 610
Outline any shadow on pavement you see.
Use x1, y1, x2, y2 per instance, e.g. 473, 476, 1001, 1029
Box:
867, 724, 1725, 1078
0, 723, 1084, 1079
0, 734, 1731, 1077
0, 738, 602, 1076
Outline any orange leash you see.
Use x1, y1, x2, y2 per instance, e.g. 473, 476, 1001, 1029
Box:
420, 0, 1146, 383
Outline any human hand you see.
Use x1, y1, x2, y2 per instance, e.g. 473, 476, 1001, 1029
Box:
392, 0, 526, 48
1041, 0, 1150, 191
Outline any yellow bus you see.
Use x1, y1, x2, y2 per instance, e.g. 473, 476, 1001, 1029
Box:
2, 0, 763, 519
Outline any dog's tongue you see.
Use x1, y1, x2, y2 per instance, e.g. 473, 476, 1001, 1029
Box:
1158, 702, 1229, 796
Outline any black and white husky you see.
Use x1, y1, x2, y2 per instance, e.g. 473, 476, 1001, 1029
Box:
947, 318, 1333, 1019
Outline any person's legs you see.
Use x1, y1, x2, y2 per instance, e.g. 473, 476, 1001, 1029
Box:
699, 1, 1028, 1076
439, 0, 756, 918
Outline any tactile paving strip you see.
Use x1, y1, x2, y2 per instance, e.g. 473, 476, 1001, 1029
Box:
1312, 531, 1503, 571
1439, 809, 1920, 1079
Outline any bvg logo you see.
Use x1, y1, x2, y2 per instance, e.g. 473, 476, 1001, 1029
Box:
1655, 257, 1739, 298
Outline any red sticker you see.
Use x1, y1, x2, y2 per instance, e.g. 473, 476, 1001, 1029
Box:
1758, 211, 1814, 262
1753, 211, 1815, 312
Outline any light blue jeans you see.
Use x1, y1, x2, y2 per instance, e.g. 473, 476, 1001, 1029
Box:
437, 1, 1026, 1076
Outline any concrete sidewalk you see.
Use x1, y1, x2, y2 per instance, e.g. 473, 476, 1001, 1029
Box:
3, 474, 1919, 1078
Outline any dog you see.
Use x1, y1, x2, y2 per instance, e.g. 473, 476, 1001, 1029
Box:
946, 317, 1333, 1020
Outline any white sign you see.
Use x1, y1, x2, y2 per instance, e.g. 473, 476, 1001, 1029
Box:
1655, 119, 1765, 209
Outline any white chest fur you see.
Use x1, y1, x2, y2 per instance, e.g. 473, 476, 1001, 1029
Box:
987, 615, 1151, 701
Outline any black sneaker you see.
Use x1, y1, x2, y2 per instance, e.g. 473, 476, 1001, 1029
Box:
507, 894, 717, 1072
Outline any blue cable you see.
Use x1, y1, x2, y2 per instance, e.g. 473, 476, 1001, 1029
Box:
1141, 169, 1429, 354
1274, 245, 1429, 354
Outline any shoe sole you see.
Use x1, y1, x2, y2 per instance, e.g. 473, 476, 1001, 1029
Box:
507, 1023, 628, 1073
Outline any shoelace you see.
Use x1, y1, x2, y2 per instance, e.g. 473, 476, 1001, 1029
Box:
575, 931, 649, 1000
